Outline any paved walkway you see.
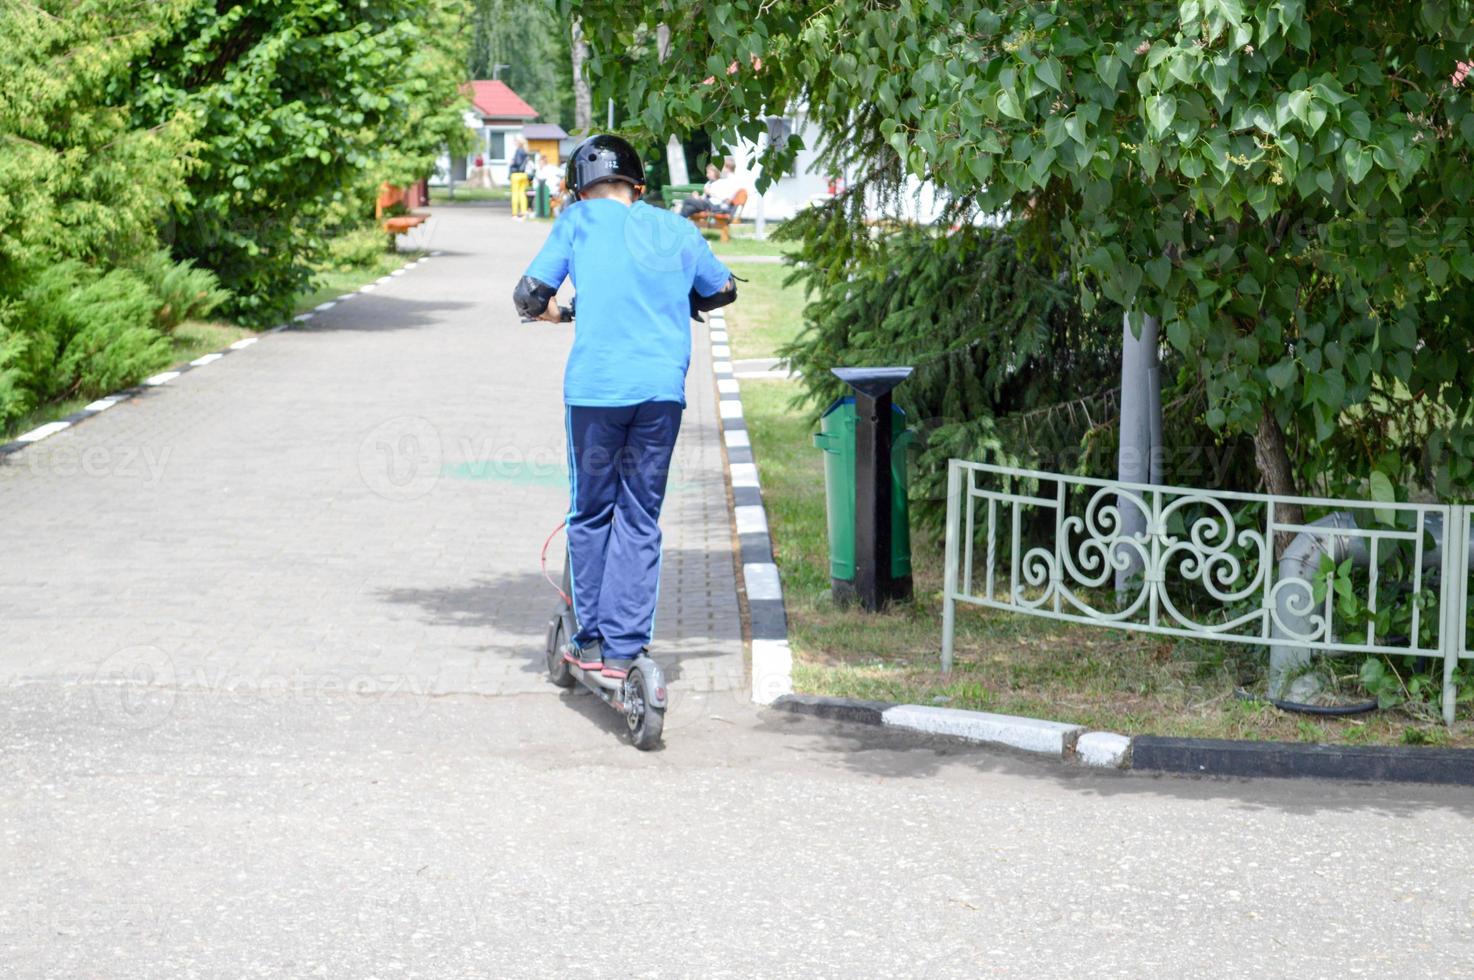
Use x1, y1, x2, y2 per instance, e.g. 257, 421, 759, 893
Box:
0, 207, 744, 700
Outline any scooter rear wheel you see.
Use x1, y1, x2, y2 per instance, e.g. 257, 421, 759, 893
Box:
546, 617, 575, 688
624, 665, 664, 750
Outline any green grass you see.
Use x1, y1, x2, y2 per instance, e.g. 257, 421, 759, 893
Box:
720, 262, 806, 361
704, 232, 797, 259
293, 249, 419, 315
430, 185, 509, 202
737, 265, 1474, 746
2, 320, 253, 441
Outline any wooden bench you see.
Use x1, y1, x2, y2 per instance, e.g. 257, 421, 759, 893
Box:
376, 183, 429, 246
383, 214, 427, 236
688, 188, 748, 242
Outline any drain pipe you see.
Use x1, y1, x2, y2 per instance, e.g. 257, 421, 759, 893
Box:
1115, 312, 1162, 598
1271, 512, 1466, 700
1269, 513, 1369, 697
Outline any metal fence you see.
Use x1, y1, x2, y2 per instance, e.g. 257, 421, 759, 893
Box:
940, 460, 1473, 724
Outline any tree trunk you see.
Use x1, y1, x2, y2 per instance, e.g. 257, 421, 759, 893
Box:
1254, 409, 1304, 553
570, 19, 591, 132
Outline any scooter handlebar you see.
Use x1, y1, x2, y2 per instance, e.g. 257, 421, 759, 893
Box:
519, 299, 575, 323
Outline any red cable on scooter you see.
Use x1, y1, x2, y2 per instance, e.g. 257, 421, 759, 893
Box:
540, 521, 571, 607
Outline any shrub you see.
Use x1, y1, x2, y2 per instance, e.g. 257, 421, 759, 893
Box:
129, 250, 229, 333
0, 303, 28, 426
324, 226, 389, 271
15, 261, 171, 406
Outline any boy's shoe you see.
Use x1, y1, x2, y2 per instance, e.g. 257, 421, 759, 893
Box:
600, 657, 635, 679
563, 641, 603, 671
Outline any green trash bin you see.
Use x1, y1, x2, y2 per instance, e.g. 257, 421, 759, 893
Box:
813, 396, 914, 605
535, 181, 551, 218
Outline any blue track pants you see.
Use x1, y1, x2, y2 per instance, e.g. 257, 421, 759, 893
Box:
565, 401, 682, 659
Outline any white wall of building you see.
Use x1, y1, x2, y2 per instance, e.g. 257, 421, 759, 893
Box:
727, 112, 952, 225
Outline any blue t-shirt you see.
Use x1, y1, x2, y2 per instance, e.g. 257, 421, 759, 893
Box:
523, 198, 733, 407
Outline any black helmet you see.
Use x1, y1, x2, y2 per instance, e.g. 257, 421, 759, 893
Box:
565, 134, 644, 196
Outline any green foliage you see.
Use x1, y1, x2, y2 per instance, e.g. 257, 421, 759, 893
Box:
0, 1, 192, 424
129, 0, 474, 325
470, 0, 574, 129
128, 251, 229, 333
573, 0, 1474, 500
777, 204, 1120, 526
11, 261, 170, 414
0, 0, 196, 270
0, 303, 26, 423
324, 226, 391, 270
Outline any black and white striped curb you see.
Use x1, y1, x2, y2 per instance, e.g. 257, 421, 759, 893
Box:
0, 252, 440, 458
706, 308, 793, 706
772, 694, 1474, 785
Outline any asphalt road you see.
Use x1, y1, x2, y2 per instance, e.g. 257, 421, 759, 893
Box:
3, 684, 1473, 978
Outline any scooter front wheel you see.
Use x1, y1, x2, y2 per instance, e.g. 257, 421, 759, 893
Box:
624, 665, 664, 750
546, 616, 575, 688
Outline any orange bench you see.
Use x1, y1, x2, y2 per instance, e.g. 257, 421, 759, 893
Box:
376, 183, 428, 244
688, 188, 748, 242
383, 215, 427, 236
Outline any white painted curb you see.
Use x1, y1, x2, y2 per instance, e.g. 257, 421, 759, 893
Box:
751, 638, 794, 705
1076, 731, 1132, 769
881, 705, 1084, 756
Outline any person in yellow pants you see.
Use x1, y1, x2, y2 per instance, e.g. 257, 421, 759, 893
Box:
509, 136, 530, 220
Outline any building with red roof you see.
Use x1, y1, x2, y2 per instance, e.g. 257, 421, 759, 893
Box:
444, 80, 542, 184
465, 80, 539, 123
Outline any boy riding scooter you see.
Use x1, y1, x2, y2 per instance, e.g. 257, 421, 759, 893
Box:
513, 135, 736, 744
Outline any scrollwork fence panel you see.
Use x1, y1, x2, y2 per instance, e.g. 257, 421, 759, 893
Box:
940, 460, 1473, 723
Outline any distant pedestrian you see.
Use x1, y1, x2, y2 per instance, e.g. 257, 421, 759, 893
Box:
534, 152, 561, 217
680, 160, 741, 218
510, 136, 531, 220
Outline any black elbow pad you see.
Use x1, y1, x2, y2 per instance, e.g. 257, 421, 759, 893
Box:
513, 276, 558, 320
688, 280, 737, 320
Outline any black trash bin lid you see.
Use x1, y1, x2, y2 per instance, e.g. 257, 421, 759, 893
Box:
831, 366, 913, 398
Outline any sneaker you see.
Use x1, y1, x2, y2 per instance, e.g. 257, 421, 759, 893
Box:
563, 641, 603, 671
600, 657, 635, 679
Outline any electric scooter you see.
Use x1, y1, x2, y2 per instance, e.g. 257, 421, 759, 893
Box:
524, 296, 668, 749
542, 528, 668, 750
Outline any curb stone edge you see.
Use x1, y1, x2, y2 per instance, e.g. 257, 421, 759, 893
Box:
706, 309, 793, 706
771, 694, 1474, 784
